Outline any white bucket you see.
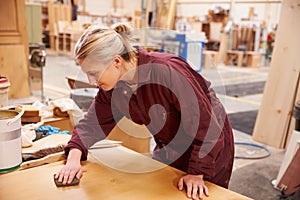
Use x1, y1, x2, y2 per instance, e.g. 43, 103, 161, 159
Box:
0, 76, 10, 108
0, 106, 24, 173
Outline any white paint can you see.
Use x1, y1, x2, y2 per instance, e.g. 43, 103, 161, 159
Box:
0, 106, 24, 173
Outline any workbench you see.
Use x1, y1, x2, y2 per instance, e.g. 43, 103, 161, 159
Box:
0, 142, 252, 200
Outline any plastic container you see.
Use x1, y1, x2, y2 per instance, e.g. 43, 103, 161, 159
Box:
175, 32, 207, 72
0, 76, 10, 108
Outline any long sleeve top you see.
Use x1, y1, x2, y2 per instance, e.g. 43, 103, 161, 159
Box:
65, 48, 234, 188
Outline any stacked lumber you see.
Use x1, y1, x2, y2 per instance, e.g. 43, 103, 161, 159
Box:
55, 21, 84, 55
47, 1, 72, 50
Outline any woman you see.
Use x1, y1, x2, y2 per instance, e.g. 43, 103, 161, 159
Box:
55, 23, 234, 200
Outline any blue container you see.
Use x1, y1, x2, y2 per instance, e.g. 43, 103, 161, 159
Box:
175, 33, 205, 72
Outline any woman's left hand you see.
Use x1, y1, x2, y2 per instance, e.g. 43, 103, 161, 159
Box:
178, 174, 209, 200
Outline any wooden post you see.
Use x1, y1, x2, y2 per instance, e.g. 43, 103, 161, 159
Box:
252, 0, 300, 148
166, 0, 177, 30
218, 32, 229, 64
155, 0, 177, 30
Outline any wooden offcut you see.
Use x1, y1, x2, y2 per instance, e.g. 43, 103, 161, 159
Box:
22, 104, 39, 117
252, 0, 300, 148
21, 115, 41, 123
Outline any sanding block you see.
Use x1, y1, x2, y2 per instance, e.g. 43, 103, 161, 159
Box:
53, 174, 80, 187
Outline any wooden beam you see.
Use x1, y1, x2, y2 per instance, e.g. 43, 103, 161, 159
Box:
252, 0, 300, 148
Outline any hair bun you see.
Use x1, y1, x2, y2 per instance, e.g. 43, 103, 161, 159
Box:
112, 23, 133, 34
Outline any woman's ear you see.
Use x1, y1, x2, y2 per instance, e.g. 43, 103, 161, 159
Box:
113, 55, 123, 69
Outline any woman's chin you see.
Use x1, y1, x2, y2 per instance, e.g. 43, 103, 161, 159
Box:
100, 85, 112, 91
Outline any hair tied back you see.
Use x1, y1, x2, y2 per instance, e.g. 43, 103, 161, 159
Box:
112, 23, 132, 35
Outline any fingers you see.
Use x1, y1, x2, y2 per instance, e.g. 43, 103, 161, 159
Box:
68, 170, 78, 184
178, 174, 209, 200
76, 168, 83, 180
203, 184, 209, 197
192, 184, 198, 199
178, 177, 184, 190
186, 183, 192, 198
188, 184, 208, 200
55, 166, 82, 185
198, 185, 204, 200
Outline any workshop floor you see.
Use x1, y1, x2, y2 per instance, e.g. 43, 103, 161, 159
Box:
11, 50, 287, 200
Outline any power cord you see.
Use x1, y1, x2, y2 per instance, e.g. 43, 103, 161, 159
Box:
234, 142, 271, 159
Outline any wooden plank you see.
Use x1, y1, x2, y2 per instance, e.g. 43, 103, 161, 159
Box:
276, 146, 300, 195
252, 0, 300, 148
285, 74, 300, 147
217, 32, 229, 64
155, 0, 177, 30
275, 131, 300, 190
0, 147, 252, 200
166, 0, 177, 30
42, 117, 74, 133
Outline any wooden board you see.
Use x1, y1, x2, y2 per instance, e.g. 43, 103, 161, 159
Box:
0, 0, 30, 99
155, 0, 176, 30
252, 0, 300, 148
0, 146, 252, 200
22, 104, 39, 117
275, 131, 300, 190
21, 134, 71, 152
42, 117, 74, 133
276, 147, 300, 195
107, 117, 151, 154
285, 76, 300, 147
0, 45, 30, 98
217, 32, 229, 64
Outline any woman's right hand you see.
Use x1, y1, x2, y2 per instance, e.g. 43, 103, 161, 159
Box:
55, 148, 83, 185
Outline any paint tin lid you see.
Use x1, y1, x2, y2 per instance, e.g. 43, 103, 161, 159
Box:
0, 76, 8, 83
0, 76, 10, 88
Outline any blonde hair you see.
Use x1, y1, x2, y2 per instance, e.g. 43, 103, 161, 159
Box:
74, 23, 137, 65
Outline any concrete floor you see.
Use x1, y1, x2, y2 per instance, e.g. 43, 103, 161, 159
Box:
10, 49, 286, 199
